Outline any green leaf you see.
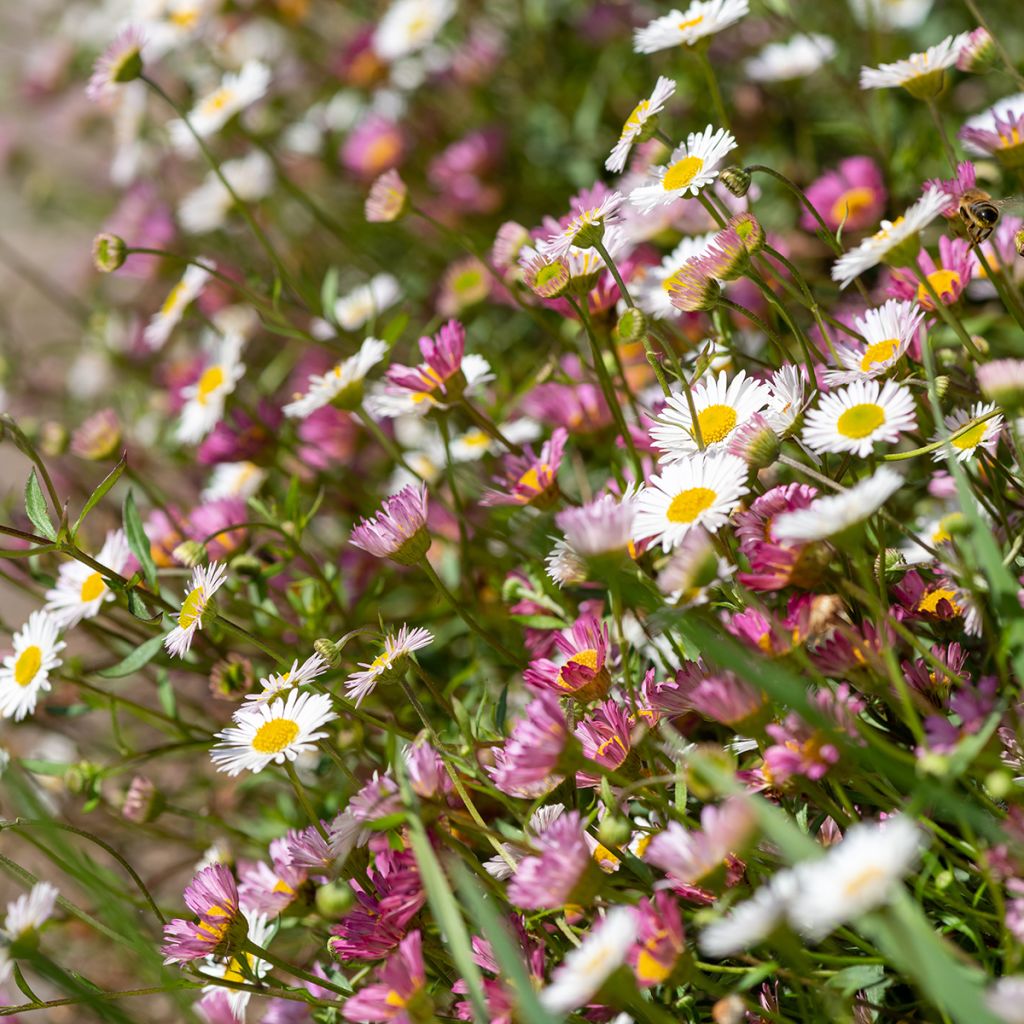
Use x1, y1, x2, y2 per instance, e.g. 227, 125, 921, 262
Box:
122, 488, 157, 589
321, 265, 340, 320
72, 453, 126, 539
25, 471, 56, 541
126, 588, 158, 623
382, 312, 408, 344
97, 633, 166, 678
157, 673, 177, 718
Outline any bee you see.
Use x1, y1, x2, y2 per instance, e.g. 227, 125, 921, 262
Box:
957, 187, 1024, 246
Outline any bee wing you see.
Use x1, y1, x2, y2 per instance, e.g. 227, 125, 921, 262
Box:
993, 195, 1024, 214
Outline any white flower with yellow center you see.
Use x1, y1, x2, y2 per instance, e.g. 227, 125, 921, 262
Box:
636, 233, 716, 319
847, 0, 932, 29
539, 906, 639, 1014
634, 452, 749, 552
245, 654, 329, 705
900, 511, 962, 565
201, 461, 266, 503
0, 613, 65, 722
200, 909, 273, 1019
745, 34, 836, 83
629, 126, 738, 213
168, 60, 270, 145
633, 0, 749, 54
333, 274, 401, 332
859, 34, 968, 93
773, 467, 903, 543
164, 562, 229, 659
831, 187, 948, 289
143, 264, 211, 350
802, 378, 917, 457
699, 871, 797, 958
373, 0, 455, 62
178, 150, 275, 235
177, 334, 246, 445
344, 625, 434, 706
284, 337, 388, 419
45, 529, 132, 629
540, 193, 625, 259
607, 77, 676, 173
786, 816, 923, 940
931, 401, 1003, 463
823, 299, 925, 386
765, 364, 809, 434
651, 370, 773, 460
210, 689, 338, 775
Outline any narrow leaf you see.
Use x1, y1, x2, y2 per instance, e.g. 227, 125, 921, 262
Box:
25, 471, 56, 541
122, 488, 157, 589
97, 633, 166, 678
72, 453, 126, 539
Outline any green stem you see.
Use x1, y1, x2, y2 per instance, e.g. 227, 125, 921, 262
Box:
284, 762, 329, 841
925, 97, 960, 175
693, 45, 729, 130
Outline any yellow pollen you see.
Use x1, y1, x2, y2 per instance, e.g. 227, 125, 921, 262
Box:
14, 646, 42, 687
636, 948, 672, 984
830, 186, 876, 225
836, 402, 885, 439
160, 281, 186, 316
666, 486, 717, 524
178, 586, 205, 629
917, 588, 961, 616
859, 338, 899, 372
597, 735, 628, 759
252, 717, 301, 754
623, 99, 650, 135
952, 422, 987, 450
662, 155, 705, 191
384, 990, 408, 1009
842, 864, 886, 898
462, 430, 491, 448
677, 13, 704, 30
569, 648, 599, 670
370, 651, 391, 671
916, 269, 961, 305
80, 571, 107, 603
696, 403, 737, 444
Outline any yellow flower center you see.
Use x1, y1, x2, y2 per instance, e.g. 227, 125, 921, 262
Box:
169, 6, 200, 29
836, 402, 885, 439
221, 952, 256, 984
14, 646, 42, 687
178, 586, 205, 629
917, 587, 961, 615
677, 14, 704, 31
196, 904, 231, 942
252, 717, 301, 754
636, 947, 673, 985
517, 466, 542, 493
859, 338, 899, 372
999, 126, 1023, 150
80, 571, 107, 603
662, 155, 705, 192
200, 86, 235, 117
916, 269, 961, 305
385, 990, 408, 1008
841, 864, 886, 898
951, 422, 987, 450
160, 281, 186, 316
197, 366, 225, 405
696, 403, 738, 443
370, 651, 391, 671
872, 215, 905, 242
666, 486, 717, 523
830, 186, 876, 225
623, 99, 650, 136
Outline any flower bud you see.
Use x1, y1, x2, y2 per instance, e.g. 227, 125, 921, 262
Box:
71, 408, 121, 460
570, 217, 608, 250
957, 28, 997, 74
314, 637, 343, 667
874, 547, 907, 582
616, 307, 648, 343
316, 879, 357, 917
122, 775, 165, 824
597, 814, 632, 849
718, 166, 751, 197
92, 233, 127, 273
39, 421, 68, 458
173, 540, 208, 568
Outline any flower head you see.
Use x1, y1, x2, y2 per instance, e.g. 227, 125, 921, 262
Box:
86, 26, 145, 103
285, 337, 388, 418
345, 625, 434, 706
629, 126, 738, 212
607, 77, 676, 173
488, 692, 568, 798
540, 192, 625, 258
45, 529, 132, 629
930, 402, 1002, 462
859, 34, 968, 98
0, 612, 65, 722
802, 378, 917, 457
366, 169, 409, 223
508, 810, 593, 909
350, 485, 430, 565
773, 468, 903, 542
169, 61, 270, 144
343, 930, 429, 1023
482, 428, 567, 507
523, 614, 611, 702
177, 335, 246, 445
746, 34, 836, 82
823, 299, 925, 386
804, 157, 887, 233
164, 562, 229, 658
162, 864, 242, 964
960, 93, 1024, 169
373, 0, 455, 61
633, 0, 749, 53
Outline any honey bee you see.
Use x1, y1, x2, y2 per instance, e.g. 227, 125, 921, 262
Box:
957, 187, 1024, 246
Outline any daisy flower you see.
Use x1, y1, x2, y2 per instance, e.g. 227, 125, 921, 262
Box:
804, 156, 887, 233
162, 864, 242, 964
45, 529, 132, 629
0, 612, 65, 722
0, 880, 59, 983
168, 60, 271, 145
349, 484, 430, 565
802, 378, 917, 457
372, 0, 455, 61
164, 562, 229, 658
823, 299, 925, 386
772, 467, 903, 542
650, 369, 773, 460
366, 169, 408, 223
555, 489, 638, 560
848, 0, 932, 29
177, 335, 246, 445
199, 910, 274, 1021
888, 236, 976, 310
178, 150, 275, 234
977, 358, 1024, 409
200, 461, 266, 502
634, 453, 749, 552
344, 625, 434, 706
765, 364, 810, 435
210, 690, 338, 776
745, 34, 836, 83
244, 653, 329, 705
930, 402, 1003, 462
481, 427, 567, 507
284, 337, 388, 418
629, 126, 738, 212
343, 930, 428, 1023
633, 0, 749, 54
636, 233, 716, 319
699, 871, 797, 957
960, 92, 1024, 169
831, 187, 948, 289
508, 809, 592, 908
86, 25, 145, 103
859, 33, 968, 98
606, 77, 676, 173
540, 907, 639, 1014
143, 263, 211, 350
488, 692, 568, 799
524, 614, 611, 702
540, 192, 625, 258
333, 274, 401, 331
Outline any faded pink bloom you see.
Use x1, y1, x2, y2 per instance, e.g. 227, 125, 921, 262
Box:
350, 485, 430, 564
508, 810, 593, 909
574, 699, 635, 786
763, 714, 840, 784
924, 161, 977, 217
343, 930, 428, 1023
487, 692, 567, 798
803, 157, 887, 233
523, 613, 611, 701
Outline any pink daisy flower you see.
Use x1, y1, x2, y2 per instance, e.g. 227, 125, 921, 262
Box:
487, 692, 568, 798
350, 485, 430, 565
481, 428, 568, 508
343, 930, 428, 1023
161, 864, 242, 964
887, 236, 976, 309
507, 810, 593, 909
522, 613, 611, 702
802, 156, 887, 233
574, 699, 635, 787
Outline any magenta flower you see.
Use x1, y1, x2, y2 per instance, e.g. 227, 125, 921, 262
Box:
960, 94, 1024, 168
238, 837, 308, 915
482, 428, 568, 508
887, 236, 976, 310
763, 714, 840, 785
404, 737, 453, 800
487, 692, 568, 798
507, 810, 593, 909
523, 613, 611, 702
343, 930, 429, 1023
350, 485, 430, 565
282, 811, 362, 873
645, 661, 764, 727
341, 115, 405, 179
86, 25, 144, 104
630, 892, 685, 987
349, 773, 403, 824
521, 356, 613, 433
574, 699, 635, 787
161, 864, 242, 963
924, 161, 977, 218
901, 642, 969, 706
802, 157, 886, 233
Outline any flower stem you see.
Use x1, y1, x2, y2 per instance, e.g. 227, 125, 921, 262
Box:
284, 762, 329, 841
693, 45, 729, 131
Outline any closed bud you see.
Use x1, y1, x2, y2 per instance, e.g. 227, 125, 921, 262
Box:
122, 775, 165, 824
71, 408, 121, 460
968, 335, 989, 356
933, 374, 950, 398
314, 637, 343, 667
874, 547, 906, 582
718, 166, 751, 197
230, 552, 264, 577
617, 307, 648, 343
316, 879, 357, 917
173, 540, 208, 568
597, 814, 632, 850
92, 233, 127, 272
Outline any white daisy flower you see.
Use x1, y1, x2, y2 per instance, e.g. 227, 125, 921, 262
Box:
373, 0, 455, 62
178, 150, 275, 234
650, 369, 773, 460
0, 612, 65, 722
606, 77, 676, 173
931, 401, 1003, 463
899, 511, 961, 565
539, 192, 625, 259
634, 452, 749, 552
333, 274, 402, 331
143, 263, 211, 350
847, 0, 932, 29
201, 461, 267, 502
772, 467, 903, 542
633, 0, 749, 54
244, 653, 329, 705
164, 562, 229, 659
210, 690, 338, 775
545, 539, 587, 588
629, 126, 738, 213
4, 881, 59, 940
786, 816, 922, 941
344, 625, 434, 706
823, 299, 925, 386
831, 187, 948, 289
45, 529, 132, 629
367, 354, 495, 419
135, 0, 209, 59
802, 378, 917, 457
699, 871, 797, 958
168, 60, 271, 145
745, 34, 836, 83
283, 337, 388, 418
539, 906, 639, 1014
859, 34, 968, 93
987, 977, 1024, 1024
199, 909, 273, 1020
765, 364, 809, 434
177, 334, 245, 445
636, 233, 716, 319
